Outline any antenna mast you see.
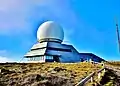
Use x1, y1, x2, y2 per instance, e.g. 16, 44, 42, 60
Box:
116, 19, 120, 53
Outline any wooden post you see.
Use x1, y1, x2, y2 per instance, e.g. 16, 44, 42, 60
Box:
104, 68, 105, 73
98, 72, 101, 79
90, 77, 93, 82
101, 62, 104, 67
101, 61, 105, 69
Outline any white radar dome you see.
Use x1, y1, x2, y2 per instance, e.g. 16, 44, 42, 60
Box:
37, 21, 64, 43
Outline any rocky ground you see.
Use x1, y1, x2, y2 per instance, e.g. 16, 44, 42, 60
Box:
0, 62, 102, 86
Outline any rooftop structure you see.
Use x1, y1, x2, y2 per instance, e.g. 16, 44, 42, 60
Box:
24, 21, 105, 63
37, 21, 64, 43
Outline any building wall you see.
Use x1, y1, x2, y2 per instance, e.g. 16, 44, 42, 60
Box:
25, 42, 104, 63
46, 42, 81, 63
79, 54, 104, 62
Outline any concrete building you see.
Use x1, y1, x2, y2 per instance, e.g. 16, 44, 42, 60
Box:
79, 53, 105, 62
24, 21, 105, 63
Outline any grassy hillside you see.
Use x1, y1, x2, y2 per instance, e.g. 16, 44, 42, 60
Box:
0, 62, 102, 86
106, 61, 120, 67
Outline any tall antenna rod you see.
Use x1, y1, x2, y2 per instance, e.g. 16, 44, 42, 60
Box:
116, 19, 120, 53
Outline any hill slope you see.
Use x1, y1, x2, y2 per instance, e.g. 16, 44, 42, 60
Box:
0, 62, 102, 86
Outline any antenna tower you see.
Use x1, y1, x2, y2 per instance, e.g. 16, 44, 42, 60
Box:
116, 19, 120, 53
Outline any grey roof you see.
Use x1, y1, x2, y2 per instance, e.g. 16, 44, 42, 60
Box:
31, 42, 47, 50
24, 48, 46, 57
79, 53, 105, 61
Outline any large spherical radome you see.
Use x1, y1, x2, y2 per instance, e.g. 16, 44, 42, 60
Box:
37, 21, 64, 43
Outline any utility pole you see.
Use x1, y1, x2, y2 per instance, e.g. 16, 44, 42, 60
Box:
116, 19, 120, 53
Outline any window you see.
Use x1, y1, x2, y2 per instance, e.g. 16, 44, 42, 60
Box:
48, 47, 71, 52
29, 57, 44, 61
30, 58, 33, 61
45, 56, 53, 59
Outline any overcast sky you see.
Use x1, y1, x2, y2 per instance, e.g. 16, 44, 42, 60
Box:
0, 0, 120, 62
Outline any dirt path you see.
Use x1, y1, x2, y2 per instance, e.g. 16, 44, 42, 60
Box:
99, 66, 120, 86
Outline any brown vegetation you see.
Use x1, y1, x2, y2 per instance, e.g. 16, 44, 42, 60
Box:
106, 61, 120, 67
0, 62, 102, 86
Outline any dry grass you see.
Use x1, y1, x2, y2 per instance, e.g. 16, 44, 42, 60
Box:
0, 62, 102, 86
106, 61, 120, 67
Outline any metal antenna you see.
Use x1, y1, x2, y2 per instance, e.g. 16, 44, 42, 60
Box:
115, 18, 120, 53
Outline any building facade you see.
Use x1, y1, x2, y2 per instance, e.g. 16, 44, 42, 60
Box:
24, 21, 105, 63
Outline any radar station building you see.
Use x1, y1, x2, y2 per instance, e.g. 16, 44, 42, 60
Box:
24, 21, 105, 63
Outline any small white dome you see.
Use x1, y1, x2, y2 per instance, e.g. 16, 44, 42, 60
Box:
37, 21, 64, 43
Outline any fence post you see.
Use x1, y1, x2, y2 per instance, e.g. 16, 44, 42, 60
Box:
76, 67, 105, 86
90, 76, 93, 82
98, 72, 101, 79
103, 68, 105, 73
